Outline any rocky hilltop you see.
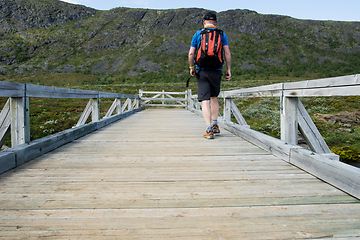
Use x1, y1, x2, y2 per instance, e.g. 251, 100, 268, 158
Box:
1, 0, 360, 80
0, 0, 97, 33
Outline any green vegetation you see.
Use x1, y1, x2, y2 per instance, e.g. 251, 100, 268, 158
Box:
1, 5, 360, 164
2, 7, 360, 80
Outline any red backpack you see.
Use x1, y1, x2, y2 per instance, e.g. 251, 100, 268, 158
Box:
195, 28, 224, 69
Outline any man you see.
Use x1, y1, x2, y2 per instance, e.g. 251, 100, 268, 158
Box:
188, 11, 231, 139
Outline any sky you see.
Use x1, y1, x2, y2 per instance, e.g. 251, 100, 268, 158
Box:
60, 0, 360, 22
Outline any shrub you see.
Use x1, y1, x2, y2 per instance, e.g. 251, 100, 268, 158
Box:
332, 146, 360, 163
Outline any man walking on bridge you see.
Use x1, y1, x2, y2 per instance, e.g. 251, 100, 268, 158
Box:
188, 11, 232, 139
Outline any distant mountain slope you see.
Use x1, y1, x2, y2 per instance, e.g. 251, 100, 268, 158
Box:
1, 0, 360, 81
0, 0, 98, 33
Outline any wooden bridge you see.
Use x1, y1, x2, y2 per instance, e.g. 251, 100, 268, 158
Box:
1, 75, 360, 239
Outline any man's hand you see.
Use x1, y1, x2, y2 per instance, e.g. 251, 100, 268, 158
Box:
190, 68, 196, 76
225, 69, 231, 81
223, 45, 231, 81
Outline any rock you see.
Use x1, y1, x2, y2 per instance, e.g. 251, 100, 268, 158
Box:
61, 65, 75, 74
156, 39, 189, 55
134, 58, 161, 73
111, 56, 125, 72
241, 61, 256, 70
92, 61, 109, 73
0, 66, 6, 74
0, 0, 98, 33
339, 128, 352, 133
260, 57, 282, 66
315, 111, 360, 132
14, 66, 24, 74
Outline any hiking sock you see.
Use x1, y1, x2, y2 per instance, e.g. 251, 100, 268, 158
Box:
206, 124, 212, 132
212, 120, 218, 127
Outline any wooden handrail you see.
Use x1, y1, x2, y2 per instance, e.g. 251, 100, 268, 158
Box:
187, 74, 360, 200
0, 81, 140, 149
0, 81, 140, 99
0, 81, 144, 175
223, 74, 360, 98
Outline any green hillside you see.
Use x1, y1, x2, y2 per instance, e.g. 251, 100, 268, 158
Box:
1, 1, 360, 82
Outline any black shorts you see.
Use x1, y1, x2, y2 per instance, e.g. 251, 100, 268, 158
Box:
196, 70, 222, 102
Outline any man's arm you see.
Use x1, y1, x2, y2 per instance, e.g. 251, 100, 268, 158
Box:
223, 45, 231, 81
188, 46, 196, 76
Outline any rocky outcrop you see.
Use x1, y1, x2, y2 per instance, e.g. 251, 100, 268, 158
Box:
0, 0, 98, 33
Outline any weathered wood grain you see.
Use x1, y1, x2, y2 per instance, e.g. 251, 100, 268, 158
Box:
0, 82, 137, 99
0, 99, 11, 149
0, 108, 143, 173
297, 99, 331, 153
0, 81, 140, 156
10, 97, 30, 146
220, 118, 360, 199
0, 151, 15, 174
0, 109, 359, 239
0, 81, 25, 97
25, 83, 98, 98
280, 96, 298, 145
223, 74, 360, 98
290, 148, 360, 198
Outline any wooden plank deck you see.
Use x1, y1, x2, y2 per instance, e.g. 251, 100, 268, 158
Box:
0, 109, 359, 239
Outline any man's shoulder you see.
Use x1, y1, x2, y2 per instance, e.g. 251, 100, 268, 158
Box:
192, 29, 202, 38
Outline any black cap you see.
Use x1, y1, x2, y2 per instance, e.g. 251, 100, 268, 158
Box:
203, 12, 217, 21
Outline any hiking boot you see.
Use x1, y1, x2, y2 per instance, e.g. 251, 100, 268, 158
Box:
212, 124, 220, 134
203, 129, 214, 139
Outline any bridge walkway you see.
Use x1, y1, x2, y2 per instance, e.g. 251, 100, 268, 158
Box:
0, 109, 359, 239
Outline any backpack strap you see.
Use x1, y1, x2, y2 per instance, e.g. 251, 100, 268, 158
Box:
213, 30, 220, 55
204, 30, 209, 52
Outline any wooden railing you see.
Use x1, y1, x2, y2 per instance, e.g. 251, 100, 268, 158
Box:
0, 81, 143, 174
1, 76, 360, 199
188, 74, 360, 199
139, 89, 189, 108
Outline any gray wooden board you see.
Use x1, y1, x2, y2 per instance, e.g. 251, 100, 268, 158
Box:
0, 81, 138, 99
0, 151, 15, 174
0, 109, 359, 239
223, 74, 360, 98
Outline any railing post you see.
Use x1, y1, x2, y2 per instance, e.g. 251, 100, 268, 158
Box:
281, 96, 299, 145
187, 89, 192, 109
224, 98, 231, 122
129, 98, 134, 111
10, 97, 30, 147
116, 98, 122, 114
91, 97, 100, 122
161, 90, 165, 106
196, 100, 201, 111
138, 89, 143, 108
